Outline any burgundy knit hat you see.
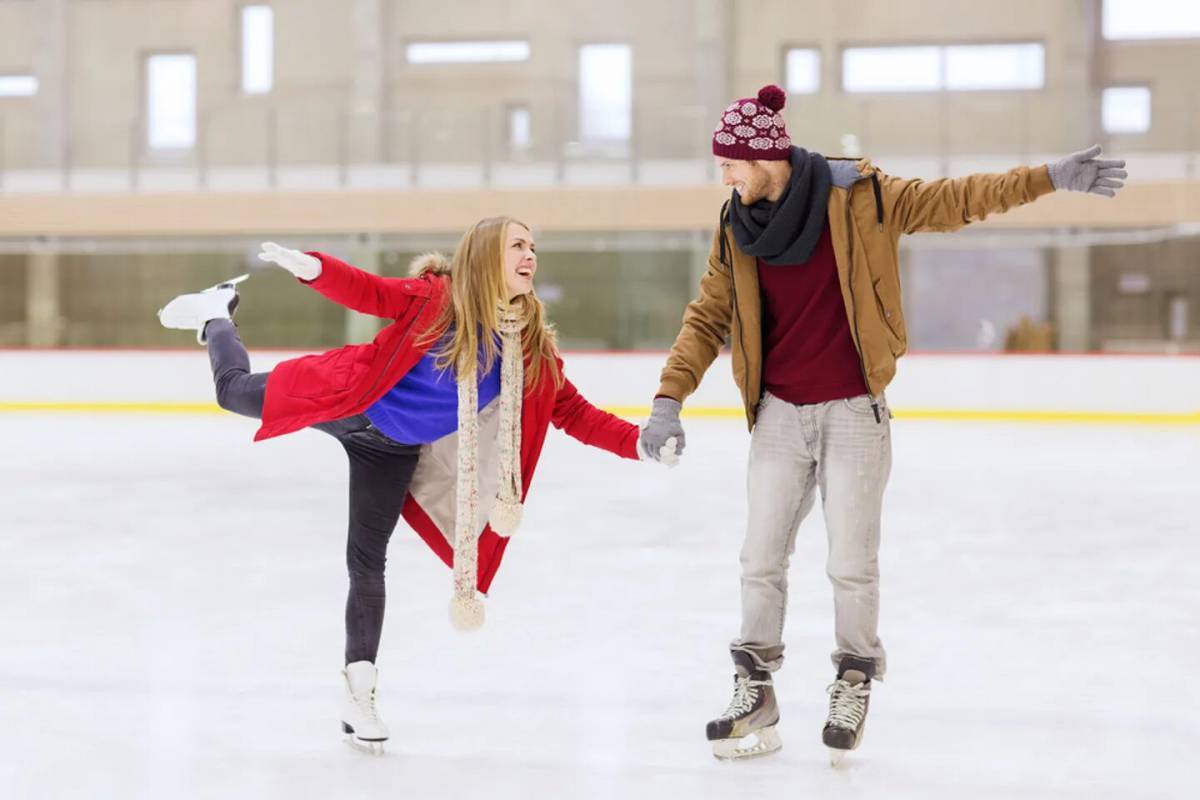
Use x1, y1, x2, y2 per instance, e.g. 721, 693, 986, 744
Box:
712, 84, 792, 161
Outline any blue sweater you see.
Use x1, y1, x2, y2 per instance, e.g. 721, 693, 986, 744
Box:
365, 345, 502, 446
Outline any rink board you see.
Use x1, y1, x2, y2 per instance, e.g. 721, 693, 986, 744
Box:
0, 350, 1197, 424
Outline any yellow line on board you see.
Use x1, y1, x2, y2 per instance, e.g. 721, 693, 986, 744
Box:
892, 409, 1200, 426
0, 401, 225, 415
0, 401, 1197, 426
598, 406, 1200, 426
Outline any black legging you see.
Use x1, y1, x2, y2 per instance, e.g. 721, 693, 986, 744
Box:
206, 319, 419, 665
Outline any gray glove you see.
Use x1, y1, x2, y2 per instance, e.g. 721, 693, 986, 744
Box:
1047, 145, 1127, 197
638, 397, 685, 465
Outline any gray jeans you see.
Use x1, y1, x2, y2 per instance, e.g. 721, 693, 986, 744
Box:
731, 391, 892, 678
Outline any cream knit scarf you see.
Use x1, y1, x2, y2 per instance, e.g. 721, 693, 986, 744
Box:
449, 302, 525, 631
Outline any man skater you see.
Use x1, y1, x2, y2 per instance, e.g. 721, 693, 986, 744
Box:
638, 84, 1125, 764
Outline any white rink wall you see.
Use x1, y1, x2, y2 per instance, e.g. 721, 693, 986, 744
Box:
0, 350, 1197, 417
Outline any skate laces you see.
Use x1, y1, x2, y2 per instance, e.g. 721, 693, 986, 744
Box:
720, 675, 769, 720
826, 679, 869, 729
352, 686, 380, 723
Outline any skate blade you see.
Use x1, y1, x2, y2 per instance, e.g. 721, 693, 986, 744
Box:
345, 737, 386, 756
343, 722, 387, 756
206, 274, 250, 292
711, 725, 782, 761
826, 729, 863, 768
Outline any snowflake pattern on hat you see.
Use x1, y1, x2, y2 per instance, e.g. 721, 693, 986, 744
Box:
712, 85, 792, 161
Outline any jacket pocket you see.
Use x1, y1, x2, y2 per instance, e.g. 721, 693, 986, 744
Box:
871, 276, 907, 357
285, 346, 360, 400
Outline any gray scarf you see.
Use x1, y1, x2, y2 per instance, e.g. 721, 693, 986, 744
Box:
730, 146, 832, 266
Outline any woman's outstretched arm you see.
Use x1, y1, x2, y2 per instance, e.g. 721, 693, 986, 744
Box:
258, 241, 427, 319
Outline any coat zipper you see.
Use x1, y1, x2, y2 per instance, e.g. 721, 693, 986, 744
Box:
356, 294, 431, 405
719, 202, 753, 419
844, 188, 882, 424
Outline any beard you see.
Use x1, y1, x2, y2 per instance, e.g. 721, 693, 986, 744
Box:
735, 170, 771, 205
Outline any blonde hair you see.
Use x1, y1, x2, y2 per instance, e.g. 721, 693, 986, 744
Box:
413, 216, 562, 391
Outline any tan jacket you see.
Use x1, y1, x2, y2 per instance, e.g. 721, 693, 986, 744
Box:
657, 159, 1056, 430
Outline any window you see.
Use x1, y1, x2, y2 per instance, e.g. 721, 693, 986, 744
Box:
944, 44, 1044, 90
843, 46, 941, 92
241, 5, 273, 94
1103, 0, 1200, 39
0, 75, 38, 96
1103, 86, 1152, 134
844, 44, 1045, 92
406, 41, 530, 64
578, 44, 632, 143
784, 48, 820, 94
146, 54, 196, 149
508, 106, 531, 151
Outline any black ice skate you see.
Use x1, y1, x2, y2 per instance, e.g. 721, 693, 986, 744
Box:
823, 655, 874, 766
706, 651, 782, 760
157, 274, 248, 344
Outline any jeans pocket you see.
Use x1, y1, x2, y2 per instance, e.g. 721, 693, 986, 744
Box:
842, 394, 875, 415
842, 393, 889, 418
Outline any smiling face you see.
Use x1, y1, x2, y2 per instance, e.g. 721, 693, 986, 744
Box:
502, 222, 537, 300
715, 157, 774, 204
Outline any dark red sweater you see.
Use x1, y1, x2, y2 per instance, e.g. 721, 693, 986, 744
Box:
756, 222, 867, 405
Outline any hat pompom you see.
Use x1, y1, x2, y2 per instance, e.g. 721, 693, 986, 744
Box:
757, 84, 786, 112
449, 594, 485, 632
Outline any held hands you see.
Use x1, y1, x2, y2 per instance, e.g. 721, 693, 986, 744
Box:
258, 241, 322, 281
638, 397, 686, 468
1047, 145, 1127, 197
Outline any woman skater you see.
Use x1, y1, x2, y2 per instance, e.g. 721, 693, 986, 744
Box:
157, 216, 677, 753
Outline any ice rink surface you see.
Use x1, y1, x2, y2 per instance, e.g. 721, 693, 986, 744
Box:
1, 412, 1196, 799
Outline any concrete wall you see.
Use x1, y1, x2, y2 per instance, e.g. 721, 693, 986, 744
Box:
1100, 38, 1200, 153
732, 0, 1098, 156
0, 0, 1196, 171
0, 0, 720, 169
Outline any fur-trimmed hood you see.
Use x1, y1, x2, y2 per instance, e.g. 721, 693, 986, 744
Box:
410, 252, 451, 277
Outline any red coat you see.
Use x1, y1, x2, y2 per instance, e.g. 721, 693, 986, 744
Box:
257, 253, 640, 592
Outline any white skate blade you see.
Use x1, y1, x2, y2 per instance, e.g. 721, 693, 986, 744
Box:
827, 727, 863, 767
345, 736, 386, 756
343, 723, 387, 756
206, 273, 250, 291
711, 725, 782, 761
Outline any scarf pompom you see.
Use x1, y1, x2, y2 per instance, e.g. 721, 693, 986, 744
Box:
449, 594, 485, 632
488, 498, 523, 536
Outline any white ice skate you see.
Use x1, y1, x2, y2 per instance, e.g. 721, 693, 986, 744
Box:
341, 661, 389, 756
156, 274, 249, 344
